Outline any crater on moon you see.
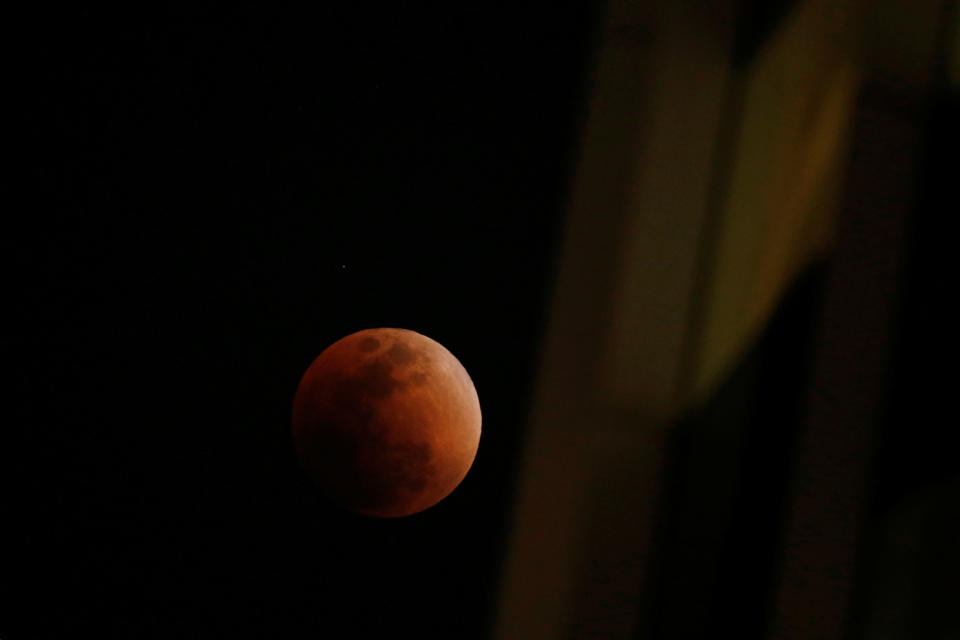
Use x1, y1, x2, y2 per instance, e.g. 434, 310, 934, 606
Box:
357, 336, 381, 353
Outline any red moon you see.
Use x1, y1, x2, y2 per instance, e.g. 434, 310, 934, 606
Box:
291, 328, 481, 517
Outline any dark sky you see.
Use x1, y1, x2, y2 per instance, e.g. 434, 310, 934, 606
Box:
6, 3, 599, 638
14, 3, 959, 638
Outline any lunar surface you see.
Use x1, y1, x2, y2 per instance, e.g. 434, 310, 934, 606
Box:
291, 328, 481, 517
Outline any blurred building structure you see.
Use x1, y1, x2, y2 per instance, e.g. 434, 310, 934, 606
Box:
493, 0, 956, 637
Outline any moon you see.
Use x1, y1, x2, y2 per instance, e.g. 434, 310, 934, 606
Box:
291, 328, 481, 517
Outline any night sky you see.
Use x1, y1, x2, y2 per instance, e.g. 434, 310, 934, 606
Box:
8, 2, 958, 639
6, 3, 598, 637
